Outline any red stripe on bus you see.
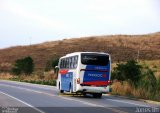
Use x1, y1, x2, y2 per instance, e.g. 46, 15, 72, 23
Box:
59, 70, 69, 75
82, 81, 109, 86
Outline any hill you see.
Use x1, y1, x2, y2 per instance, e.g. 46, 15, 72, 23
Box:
0, 32, 160, 71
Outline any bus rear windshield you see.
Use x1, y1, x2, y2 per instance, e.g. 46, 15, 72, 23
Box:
81, 53, 109, 66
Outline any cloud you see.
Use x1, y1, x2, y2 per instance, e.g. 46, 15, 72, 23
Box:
84, 0, 158, 25
0, 1, 75, 33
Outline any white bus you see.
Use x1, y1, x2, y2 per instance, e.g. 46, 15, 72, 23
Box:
56, 52, 111, 98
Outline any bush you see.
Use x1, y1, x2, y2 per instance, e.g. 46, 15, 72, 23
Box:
112, 60, 141, 87
12, 56, 34, 75
111, 61, 159, 101
138, 66, 157, 99
156, 76, 160, 99
157, 76, 160, 91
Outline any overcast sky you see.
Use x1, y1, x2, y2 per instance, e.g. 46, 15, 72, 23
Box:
0, 0, 160, 48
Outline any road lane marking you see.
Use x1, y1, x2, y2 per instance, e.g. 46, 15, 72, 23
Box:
58, 96, 129, 113
0, 83, 103, 106
0, 80, 57, 90
0, 83, 57, 97
0, 83, 130, 113
58, 96, 128, 113
59, 96, 104, 107
0, 83, 103, 107
0, 84, 45, 94
0, 91, 45, 113
0, 90, 128, 113
106, 99, 150, 107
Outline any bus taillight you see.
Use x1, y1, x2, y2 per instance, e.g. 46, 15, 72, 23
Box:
77, 78, 80, 84
108, 80, 111, 84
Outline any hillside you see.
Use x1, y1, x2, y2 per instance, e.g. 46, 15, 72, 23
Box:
0, 32, 160, 71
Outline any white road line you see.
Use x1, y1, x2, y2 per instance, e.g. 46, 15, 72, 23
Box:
59, 96, 104, 107
0, 80, 57, 90
59, 96, 129, 113
0, 91, 45, 113
0, 84, 45, 94
0, 84, 57, 97
76, 100, 104, 107
106, 99, 150, 107
0, 83, 102, 107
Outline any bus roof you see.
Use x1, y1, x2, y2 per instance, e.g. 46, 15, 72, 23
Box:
61, 52, 110, 58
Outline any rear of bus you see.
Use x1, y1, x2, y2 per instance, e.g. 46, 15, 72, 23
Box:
76, 52, 111, 97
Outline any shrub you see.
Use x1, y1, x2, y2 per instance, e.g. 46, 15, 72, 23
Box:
156, 76, 160, 100
138, 66, 157, 99
111, 60, 159, 101
12, 56, 34, 75
157, 76, 160, 91
112, 60, 141, 87
111, 81, 132, 97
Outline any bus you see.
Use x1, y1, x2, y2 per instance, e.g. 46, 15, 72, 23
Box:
56, 52, 111, 98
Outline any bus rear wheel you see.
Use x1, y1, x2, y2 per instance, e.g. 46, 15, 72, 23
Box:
59, 82, 64, 93
93, 93, 102, 98
60, 90, 64, 93
69, 83, 72, 93
82, 92, 87, 97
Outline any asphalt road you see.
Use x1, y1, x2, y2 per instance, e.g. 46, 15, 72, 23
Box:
0, 80, 159, 113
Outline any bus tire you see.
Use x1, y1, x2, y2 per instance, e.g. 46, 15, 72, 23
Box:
59, 82, 64, 93
60, 90, 64, 93
93, 93, 102, 98
82, 92, 87, 97
69, 83, 72, 93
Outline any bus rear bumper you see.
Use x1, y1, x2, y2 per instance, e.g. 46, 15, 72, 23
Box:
76, 85, 110, 93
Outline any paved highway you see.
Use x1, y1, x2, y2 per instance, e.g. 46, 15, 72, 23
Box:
0, 80, 159, 113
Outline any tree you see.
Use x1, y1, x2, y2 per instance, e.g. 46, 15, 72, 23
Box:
12, 56, 34, 75
111, 60, 142, 87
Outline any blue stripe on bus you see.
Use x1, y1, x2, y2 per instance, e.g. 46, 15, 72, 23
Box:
83, 64, 110, 83
61, 72, 73, 91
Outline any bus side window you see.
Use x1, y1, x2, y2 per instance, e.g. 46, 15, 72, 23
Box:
74, 56, 78, 68
72, 56, 76, 69
65, 58, 68, 69
64, 58, 66, 69
71, 57, 74, 69
66, 58, 69, 69
69, 57, 72, 69
72, 57, 75, 68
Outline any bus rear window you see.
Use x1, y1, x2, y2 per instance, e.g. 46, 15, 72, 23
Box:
81, 53, 109, 66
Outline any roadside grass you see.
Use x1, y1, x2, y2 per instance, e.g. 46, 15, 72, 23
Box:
0, 70, 57, 86
139, 60, 160, 78
111, 60, 160, 102
0, 72, 13, 80
111, 80, 160, 102
9, 76, 56, 86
